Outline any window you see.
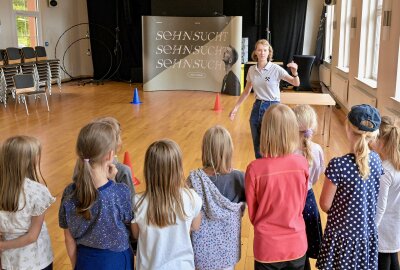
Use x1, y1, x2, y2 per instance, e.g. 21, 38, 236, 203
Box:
324, 5, 335, 63
358, 0, 383, 83
338, 0, 352, 71
12, 0, 41, 47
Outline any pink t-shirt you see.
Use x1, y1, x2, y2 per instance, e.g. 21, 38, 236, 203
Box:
245, 154, 309, 263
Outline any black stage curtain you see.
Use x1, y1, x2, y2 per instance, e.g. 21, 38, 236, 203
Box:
270, 0, 308, 66
86, 0, 150, 81
86, 0, 306, 82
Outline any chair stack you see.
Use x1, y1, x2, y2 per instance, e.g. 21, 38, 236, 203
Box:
0, 46, 61, 108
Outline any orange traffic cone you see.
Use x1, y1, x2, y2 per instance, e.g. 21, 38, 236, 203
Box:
213, 93, 222, 112
123, 151, 141, 186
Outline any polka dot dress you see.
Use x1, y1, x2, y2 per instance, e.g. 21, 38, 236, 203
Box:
316, 152, 383, 270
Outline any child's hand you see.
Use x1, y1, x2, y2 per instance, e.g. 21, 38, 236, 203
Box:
107, 164, 118, 180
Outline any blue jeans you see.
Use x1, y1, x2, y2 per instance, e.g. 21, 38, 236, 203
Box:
249, 100, 279, 159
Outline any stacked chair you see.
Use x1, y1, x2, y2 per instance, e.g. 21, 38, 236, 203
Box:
0, 46, 61, 112
35, 46, 62, 94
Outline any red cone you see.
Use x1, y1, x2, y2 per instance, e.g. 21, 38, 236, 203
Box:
213, 93, 222, 112
123, 151, 141, 186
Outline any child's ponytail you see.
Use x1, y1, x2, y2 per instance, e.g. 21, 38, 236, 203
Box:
73, 122, 117, 220
347, 119, 378, 179
293, 105, 318, 166
353, 132, 371, 179
379, 116, 400, 170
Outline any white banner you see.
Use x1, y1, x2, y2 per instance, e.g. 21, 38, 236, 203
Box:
142, 16, 242, 95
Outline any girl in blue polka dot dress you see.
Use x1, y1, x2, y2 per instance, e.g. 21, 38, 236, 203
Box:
317, 104, 383, 270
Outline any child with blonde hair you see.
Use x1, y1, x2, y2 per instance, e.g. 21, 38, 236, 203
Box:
373, 116, 400, 270
59, 122, 133, 269
0, 136, 55, 270
317, 104, 383, 269
93, 117, 135, 206
131, 139, 202, 270
293, 105, 324, 270
187, 125, 245, 270
246, 104, 309, 270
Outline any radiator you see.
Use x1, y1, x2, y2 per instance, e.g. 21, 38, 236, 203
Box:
319, 65, 331, 87
348, 85, 377, 108
331, 73, 349, 104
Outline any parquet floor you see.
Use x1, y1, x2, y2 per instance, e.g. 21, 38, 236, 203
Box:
0, 81, 363, 269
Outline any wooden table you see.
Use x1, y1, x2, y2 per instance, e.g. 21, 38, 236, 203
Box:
281, 92, 336, 146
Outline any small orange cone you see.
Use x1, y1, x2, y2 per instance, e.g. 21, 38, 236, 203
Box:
213, 93, 222, 112
123, 151, 141, 186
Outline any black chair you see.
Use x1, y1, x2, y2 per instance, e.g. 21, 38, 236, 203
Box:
293, 55, 316, 91
21, 47, 37, 63
5, 47, 22, 65
13, 74, 49, 115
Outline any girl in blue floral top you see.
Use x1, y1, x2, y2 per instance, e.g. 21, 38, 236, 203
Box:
59, 122, 133, 270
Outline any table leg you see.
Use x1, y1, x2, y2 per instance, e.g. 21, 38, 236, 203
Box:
327, 105, 332, 147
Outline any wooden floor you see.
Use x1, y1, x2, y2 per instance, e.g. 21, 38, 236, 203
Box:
0, 81, 351, 269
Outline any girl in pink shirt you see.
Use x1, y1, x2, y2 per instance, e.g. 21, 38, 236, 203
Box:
245, 104, 309, 270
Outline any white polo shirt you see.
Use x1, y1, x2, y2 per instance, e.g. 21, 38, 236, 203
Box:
246, 62, 289, 101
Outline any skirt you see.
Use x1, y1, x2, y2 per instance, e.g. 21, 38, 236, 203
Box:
75, 245, 133, 270
302, 189, 323, 259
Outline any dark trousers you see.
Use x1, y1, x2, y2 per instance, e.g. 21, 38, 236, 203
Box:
249, 100, 279, 159
254, 254, 306, 270
378, 252, 400, 270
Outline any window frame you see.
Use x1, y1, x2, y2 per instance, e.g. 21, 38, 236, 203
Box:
358, 0, 383, 83
324, 5, 335, 63
338, 0, 352, 72
11, 0, 42, 48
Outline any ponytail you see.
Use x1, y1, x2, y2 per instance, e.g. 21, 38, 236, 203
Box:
73, 159, 98, 220
353, 133, 371, 179
302, 136, 313, 166
73, 122, 117, 220
347, 120, 378, 179
379, 116, 400, 170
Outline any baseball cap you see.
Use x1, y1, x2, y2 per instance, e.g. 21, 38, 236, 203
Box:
348, 104, 381, 132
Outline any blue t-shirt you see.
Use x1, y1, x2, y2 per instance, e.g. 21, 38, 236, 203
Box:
59, 180, 132, 252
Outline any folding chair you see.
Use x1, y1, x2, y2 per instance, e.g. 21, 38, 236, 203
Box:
13, 74, 50, 115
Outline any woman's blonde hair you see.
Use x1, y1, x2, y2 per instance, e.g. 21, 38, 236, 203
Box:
260, 104, 299, 157
251, 39, 274, 62
378, 116, 400, 170
136, 139, 188, 227
73, 122, 117, 220
202, 125, 233, 174
293, 105, 318, 166
0, 136, 45, 212
346, 119, 379, 179
92, 116, 122, 152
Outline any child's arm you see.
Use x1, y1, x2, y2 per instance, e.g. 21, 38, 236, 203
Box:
64, 229, 77, 268
320, 177, 337, 213
190, 212, 202, 231
0, 214, 45, 251
130, 223, 139, 239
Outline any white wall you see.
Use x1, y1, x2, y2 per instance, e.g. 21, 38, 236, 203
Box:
304, 0, 324, 81
0, 0, 93, 78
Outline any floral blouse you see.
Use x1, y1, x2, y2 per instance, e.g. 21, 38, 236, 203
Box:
0, 178, 55, 270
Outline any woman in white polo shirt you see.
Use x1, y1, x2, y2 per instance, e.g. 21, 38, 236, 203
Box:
229, 39, 300, 158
